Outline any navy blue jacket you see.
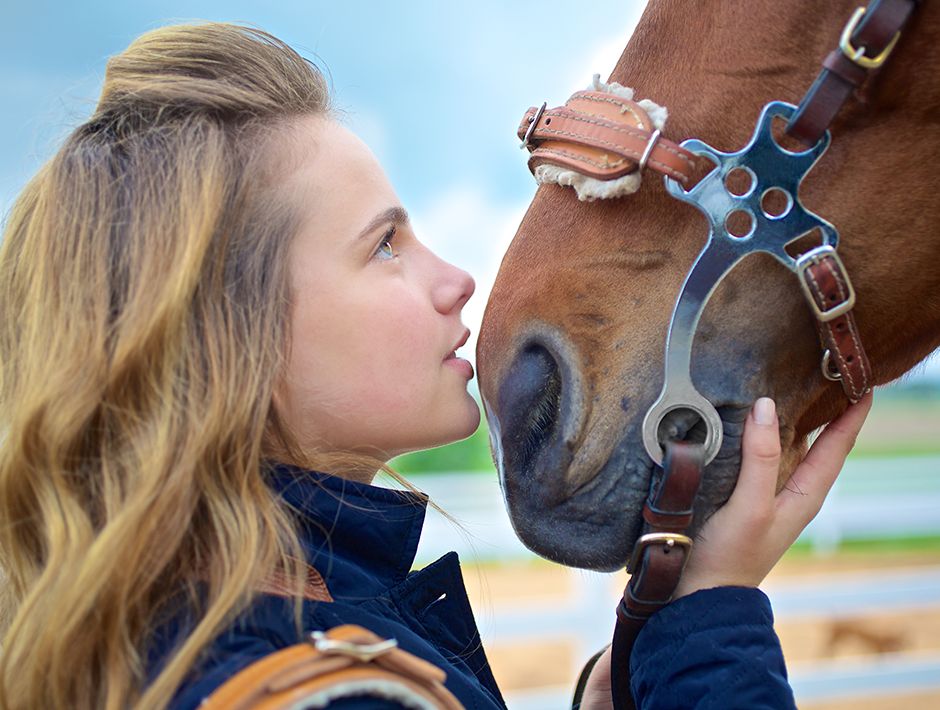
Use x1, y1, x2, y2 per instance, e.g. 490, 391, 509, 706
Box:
631, 586, 796, 708
151, 465, 795, 709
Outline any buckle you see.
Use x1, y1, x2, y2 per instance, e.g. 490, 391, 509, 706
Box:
309, 631, 398, 662
637, 129, 662, 172
627, 532, 693, 575
520, 102, 547, 150
840, 6, 901, 70
795, 245, 857, 322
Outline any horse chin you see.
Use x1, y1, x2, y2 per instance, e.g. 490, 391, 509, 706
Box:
495, 404, 749, 572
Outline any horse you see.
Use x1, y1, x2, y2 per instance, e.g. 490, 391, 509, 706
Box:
476, 0, 940, 572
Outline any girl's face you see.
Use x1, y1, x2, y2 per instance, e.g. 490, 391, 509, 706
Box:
275, 117, 479, 469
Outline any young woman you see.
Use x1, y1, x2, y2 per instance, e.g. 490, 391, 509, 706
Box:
0, 22, 871, 709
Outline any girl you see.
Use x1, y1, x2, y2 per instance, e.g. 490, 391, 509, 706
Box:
0, 22, 871, 709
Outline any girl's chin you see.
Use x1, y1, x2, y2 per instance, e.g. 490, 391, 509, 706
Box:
414, 404, 481, 452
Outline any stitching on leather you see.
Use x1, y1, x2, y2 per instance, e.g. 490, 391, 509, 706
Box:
821, 260, 863, 398
542, 110, 695, 167
532, 146, 630, 171
571, 93, 649, 130
805, 266, 860, 398
534, 128, 687, 181
552, 109, 692, 167
537, 143, 683, 182
806, 268, 856, 394
822, 259, 868, 399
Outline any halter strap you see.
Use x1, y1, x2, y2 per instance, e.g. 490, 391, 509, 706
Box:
796, 247, 872, 402
611, 441, 705, 710
787, 0, 920, 146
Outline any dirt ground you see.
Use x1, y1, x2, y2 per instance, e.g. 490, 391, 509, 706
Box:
463, 549, 940, 709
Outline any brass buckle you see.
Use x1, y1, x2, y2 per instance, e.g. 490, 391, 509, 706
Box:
309, 631, 398, 662
627, 532, 693, 575
840, 6, 901, 70
520, 102, 547, 150
795, 245, 856, 323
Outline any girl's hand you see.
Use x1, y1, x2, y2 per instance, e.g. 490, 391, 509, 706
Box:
577, 393, 872, 709
673, 392, 873, 598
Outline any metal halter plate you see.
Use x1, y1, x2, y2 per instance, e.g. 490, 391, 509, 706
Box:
641, 101, 837, 466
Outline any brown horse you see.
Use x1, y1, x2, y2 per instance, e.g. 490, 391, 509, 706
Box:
477, 0, 940, 571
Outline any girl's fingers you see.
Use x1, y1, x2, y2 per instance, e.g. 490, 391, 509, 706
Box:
779, 391, 873, 512
726, 397, 782, 516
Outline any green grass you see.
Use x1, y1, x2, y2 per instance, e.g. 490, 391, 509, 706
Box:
786, 534, 940, 557
390, 417, 496, 475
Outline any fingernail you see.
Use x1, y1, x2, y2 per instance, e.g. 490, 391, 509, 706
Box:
754, 397, 776, 425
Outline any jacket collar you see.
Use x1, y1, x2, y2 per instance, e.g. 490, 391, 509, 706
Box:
265, 462, 428, 597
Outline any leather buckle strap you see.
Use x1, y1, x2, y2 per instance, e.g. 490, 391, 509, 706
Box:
202, 625, 464, 710
626, 533, 693, 577
611, 441, 705, 710
517, 90, 698, 184
787, 0, 920, 146
795, 245, 872, 402
840, 6, 902, 68
796, 246, 857, 322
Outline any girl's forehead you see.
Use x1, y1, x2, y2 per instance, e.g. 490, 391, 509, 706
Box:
286, 117, 399, 243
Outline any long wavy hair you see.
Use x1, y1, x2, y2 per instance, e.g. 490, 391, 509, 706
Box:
0, 22, 387, 709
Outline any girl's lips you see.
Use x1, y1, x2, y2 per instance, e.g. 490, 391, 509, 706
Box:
444, 356, 474, 379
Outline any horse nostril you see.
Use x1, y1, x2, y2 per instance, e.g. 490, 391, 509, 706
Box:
498, 344, 562, 473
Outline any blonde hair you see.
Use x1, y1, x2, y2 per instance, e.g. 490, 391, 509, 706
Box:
0, 22, 387, 709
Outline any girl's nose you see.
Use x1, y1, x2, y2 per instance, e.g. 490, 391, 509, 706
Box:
433, 258, 475, 315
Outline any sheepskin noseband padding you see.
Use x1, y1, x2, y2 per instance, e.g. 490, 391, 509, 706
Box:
532, 74, 670, 201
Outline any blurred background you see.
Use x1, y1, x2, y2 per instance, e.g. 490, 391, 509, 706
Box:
3, 2, 939, 707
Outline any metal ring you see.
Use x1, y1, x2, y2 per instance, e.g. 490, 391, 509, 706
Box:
309, 631, 398, 662
641, 398, 723, 467
821, 350, 842, 381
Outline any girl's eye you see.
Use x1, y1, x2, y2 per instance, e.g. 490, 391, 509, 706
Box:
374, 226, 398, 261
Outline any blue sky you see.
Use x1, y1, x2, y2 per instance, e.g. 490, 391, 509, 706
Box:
3, 0, 937, 382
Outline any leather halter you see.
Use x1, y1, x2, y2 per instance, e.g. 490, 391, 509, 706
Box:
517, 91, 698, 184
518, 2, 920, 709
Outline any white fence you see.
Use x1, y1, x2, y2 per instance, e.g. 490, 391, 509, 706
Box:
410, 455, 940, 708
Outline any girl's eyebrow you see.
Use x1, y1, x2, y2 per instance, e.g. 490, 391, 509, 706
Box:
355, 206, 409, 242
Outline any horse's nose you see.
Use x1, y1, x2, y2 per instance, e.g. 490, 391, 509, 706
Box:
496, 344, 562, 474
492, 330, 588, 498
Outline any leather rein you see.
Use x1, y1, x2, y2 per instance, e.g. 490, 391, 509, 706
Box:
515, 2, 920, 708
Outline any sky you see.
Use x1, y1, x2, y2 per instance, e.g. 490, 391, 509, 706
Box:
2, 0, 938, 383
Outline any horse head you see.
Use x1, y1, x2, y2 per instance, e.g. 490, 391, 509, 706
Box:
477, 0, 940, 571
